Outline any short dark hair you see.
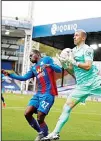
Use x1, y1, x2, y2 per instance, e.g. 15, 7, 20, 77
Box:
76, 29, 87, 39
31, 49, 41, 56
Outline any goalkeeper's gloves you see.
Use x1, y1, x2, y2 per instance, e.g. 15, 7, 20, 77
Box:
56, 53, 70, 69
68, 57, 80, 66
68, 52, 80, 66
69, 59, 79, 66
56, 53, 68, 63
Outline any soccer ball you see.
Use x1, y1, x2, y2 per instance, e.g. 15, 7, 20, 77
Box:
59, 48, 71, 62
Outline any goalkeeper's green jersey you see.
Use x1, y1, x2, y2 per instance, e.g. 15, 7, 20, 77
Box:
72, 44, 100, 85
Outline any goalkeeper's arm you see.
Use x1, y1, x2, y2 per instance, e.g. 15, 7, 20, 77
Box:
61, 61, 75, 79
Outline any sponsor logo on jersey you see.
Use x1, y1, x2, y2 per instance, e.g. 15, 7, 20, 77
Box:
37, 72, 45, 78
36, 66, 42, 74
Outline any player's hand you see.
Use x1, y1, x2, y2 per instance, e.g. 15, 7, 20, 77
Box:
1, 69, 10, 76
56, 53, 68, 62
68, 58, 77, 66
68, 52, 79, 66
56, 53, 70, 69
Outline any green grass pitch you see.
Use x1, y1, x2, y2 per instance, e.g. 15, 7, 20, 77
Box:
2, 93, 101, 140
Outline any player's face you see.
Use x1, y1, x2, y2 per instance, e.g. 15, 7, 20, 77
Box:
29, 52, 39, 63
73, 31, 84, 46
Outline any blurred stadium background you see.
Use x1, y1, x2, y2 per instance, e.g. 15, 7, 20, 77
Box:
1, 16, 101, 98
1, 1, 101, 141
1, 16, 77, 95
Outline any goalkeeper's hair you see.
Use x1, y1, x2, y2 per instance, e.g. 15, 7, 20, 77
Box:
76, 29, 87, 40
31, 49, 41, 57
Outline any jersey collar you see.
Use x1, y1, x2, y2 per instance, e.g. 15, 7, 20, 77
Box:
76, 43, 85, 51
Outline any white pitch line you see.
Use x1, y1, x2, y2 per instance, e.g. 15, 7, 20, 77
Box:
2, 106, 101, 116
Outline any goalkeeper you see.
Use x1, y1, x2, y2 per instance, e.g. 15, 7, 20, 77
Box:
42, 29, 101, 140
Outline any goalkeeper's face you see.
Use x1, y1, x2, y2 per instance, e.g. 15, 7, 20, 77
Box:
29, 52, 39, 63
73, 31, 85, 46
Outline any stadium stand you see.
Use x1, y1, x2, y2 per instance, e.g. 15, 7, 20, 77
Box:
1, 16, 101, 95
2, 78, 20, 91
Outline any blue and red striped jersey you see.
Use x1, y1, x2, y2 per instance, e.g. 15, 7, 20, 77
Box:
9, 56, 62, 96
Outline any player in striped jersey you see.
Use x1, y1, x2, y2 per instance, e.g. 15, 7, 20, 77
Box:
2, 49, 62, 141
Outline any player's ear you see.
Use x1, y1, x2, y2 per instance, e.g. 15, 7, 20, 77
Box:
82, 36, 85, 41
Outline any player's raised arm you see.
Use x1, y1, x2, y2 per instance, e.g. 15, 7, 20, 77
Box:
67, 46, 94, 70
67, 30, 93, 71
2, 69, 34, 81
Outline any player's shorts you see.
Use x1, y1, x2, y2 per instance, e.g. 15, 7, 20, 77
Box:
68, 76, 101, 102
28, 93, 55, 115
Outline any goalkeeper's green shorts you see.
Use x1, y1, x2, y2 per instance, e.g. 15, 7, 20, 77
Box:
68, 77, 101, 102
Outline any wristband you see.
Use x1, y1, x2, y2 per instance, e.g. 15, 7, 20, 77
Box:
76, 62, 80, 66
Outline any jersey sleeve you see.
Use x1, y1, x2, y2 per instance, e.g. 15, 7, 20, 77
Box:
9, 68, 34, 81
47, 56, 62, 73
84, 47, 94, 61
